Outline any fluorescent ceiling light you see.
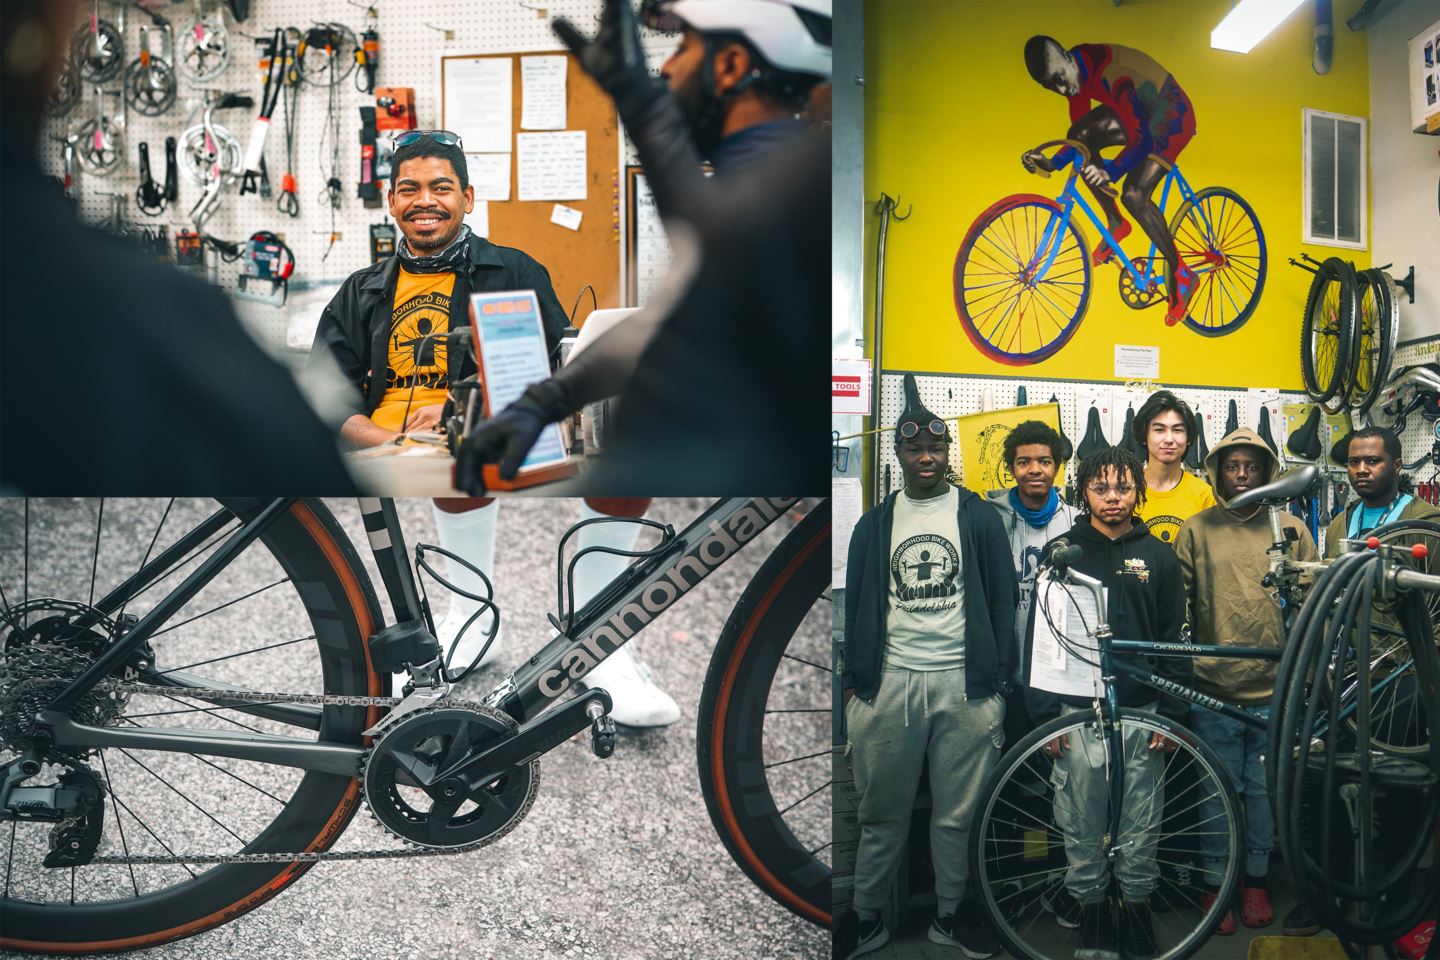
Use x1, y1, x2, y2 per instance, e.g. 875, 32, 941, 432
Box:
1211, 0, 1307, 53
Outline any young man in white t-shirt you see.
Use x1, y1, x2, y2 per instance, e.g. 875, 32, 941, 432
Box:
837, 376, 1019, 960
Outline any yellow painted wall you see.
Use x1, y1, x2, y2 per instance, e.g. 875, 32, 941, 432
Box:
866, 0, 1372, 388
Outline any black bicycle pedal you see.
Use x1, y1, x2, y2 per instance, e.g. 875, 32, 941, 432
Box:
591, 714, 616, 759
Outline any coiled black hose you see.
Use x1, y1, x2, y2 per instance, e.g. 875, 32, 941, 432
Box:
1268, 547, 1440, 947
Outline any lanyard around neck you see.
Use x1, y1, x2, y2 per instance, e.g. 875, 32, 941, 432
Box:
1347, 493, 1411, 540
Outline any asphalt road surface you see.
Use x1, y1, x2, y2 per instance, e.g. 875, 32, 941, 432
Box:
0, 497, 828, 960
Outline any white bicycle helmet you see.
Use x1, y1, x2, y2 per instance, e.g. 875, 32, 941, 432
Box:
660, 0, 831, 79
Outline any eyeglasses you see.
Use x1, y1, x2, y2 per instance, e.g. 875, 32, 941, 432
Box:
899, 419, 947, 439
392, 130, 464, 150
1087, 483, 1135, 497
639, 0, 685, 33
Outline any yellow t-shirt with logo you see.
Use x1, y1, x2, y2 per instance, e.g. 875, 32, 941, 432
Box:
1139, 471, 1216, 547
371, 268, 456, 432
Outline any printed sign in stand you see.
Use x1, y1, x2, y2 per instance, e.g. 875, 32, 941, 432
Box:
1026, 580, 1107, 699
462, 289, 578, 491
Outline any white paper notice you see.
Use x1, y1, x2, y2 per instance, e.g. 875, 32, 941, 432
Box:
443, 57, 512, 154
520, 55, 567, 130
465, 153, 511, 202
1114, 344, 1160, 379
832, 478, 863, 590
517, 131, 587, 201
631, 172, 670, 308
1027, 581, 1106, 699
471, 200, 489, 238
550, 204, 582, 231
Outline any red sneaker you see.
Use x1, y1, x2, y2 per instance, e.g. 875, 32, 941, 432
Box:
1093, 220, 1132, 265
1240, 887, 1274, 928
1165, 263, 1198, 326
1201, 893, 1236, 935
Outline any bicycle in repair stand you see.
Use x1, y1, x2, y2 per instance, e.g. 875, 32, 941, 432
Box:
967, 465, 1440, 960
0, 497, 830, 952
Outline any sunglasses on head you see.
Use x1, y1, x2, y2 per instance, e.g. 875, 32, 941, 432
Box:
392, 130, 464, 150
899, 420, 947, 439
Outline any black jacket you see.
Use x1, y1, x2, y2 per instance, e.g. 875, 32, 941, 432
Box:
842, 487, 1019, 703
0, 129, 355, 495
306, 235, 567, 420
1024, 517, 1191, 722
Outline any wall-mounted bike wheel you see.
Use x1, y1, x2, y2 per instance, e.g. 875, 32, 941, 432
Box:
1300, 256, 1355, 409
1348, 267, 1398, 416
954, 194, 1092, 365
1168, 187, 1267, 337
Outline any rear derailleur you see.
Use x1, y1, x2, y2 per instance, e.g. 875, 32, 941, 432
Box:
0, 750, 106, 868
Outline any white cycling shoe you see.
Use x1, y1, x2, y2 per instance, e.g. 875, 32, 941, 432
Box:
571, 503, 680, 728
426, 501, 503, 676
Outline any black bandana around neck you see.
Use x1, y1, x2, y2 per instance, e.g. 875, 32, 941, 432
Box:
397, 224, 473, 274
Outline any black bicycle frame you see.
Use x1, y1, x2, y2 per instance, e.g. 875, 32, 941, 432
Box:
35, 496, 800, 777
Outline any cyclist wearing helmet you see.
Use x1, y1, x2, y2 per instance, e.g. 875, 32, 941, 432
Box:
459, 0, 830, 493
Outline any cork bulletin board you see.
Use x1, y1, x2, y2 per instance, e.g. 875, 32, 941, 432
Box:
440, 50, 621, 320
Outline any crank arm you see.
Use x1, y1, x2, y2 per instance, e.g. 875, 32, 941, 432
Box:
39, 710, 363, 777
438, 688, 613, 791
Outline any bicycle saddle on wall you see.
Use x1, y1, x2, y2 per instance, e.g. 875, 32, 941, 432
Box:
1076, 406, 1109, 460
1224, 399, 1239, 436
1255, 406, 1279, 455
1184, 405, 1209, 470
1118, 405, 1142, 458
1050, 395, 1074, 462
1286, 406, 1324, 461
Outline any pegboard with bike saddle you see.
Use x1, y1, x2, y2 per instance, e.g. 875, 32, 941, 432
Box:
39, 0, 678, 355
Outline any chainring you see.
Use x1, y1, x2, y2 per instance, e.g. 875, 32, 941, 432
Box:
0, 600, 133, 754
362, 705, 538, 850
1117, 256, 1164, 310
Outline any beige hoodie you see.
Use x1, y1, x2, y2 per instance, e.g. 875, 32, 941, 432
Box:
1174, 428, 1319, 704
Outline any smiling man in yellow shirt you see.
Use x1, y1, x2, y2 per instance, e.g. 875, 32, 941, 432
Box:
1132, 390, 1215, 546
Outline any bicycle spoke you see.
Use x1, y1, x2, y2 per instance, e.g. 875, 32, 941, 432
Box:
88, 499, 105, 609
117, 500, 175, 625
152, 634, 315, 675
763, 749, 827, 770
98, 751, 141, 897
777, 779, 829, 816
149, 579, 292, 641
780, 653, 830, 672
117, 748, 247, 845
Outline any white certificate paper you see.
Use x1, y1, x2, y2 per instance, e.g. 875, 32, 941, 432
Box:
443, 57, 512, 154
1028, 580, 1106, 699
516, 131, 587, 201
470, 290, 567, 471
520, 55, 567, 130
465, 153, 512, 202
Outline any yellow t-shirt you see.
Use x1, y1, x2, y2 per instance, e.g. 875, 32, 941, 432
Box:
372, 268, 456, 432
1139, 471, 1216, 547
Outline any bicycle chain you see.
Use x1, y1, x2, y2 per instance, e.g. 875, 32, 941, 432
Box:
16, 678, 506, 866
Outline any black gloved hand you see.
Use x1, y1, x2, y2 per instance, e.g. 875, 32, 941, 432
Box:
455, 379, 574, 494
552, 0, 667, 120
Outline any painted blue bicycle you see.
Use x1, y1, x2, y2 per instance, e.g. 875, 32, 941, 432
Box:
954, 139, 1267, 365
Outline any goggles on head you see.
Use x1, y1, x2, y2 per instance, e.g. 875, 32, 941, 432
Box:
898, 419, 947, 440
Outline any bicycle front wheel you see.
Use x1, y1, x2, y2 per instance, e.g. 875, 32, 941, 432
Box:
1169, 187, 1267, 337
0, 499, 385, 954
970, 709, 1241, 960
954, 195, 1092, 365
697, 501, 830, 927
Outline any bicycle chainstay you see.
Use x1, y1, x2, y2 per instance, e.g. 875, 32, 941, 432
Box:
19, 678, 518, 866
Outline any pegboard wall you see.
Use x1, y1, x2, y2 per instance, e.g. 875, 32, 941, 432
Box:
874, 365, 1438, 501
41, 0, 678, 354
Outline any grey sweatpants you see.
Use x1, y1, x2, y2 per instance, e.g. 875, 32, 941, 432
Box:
845, 665, 1005, 912
1052, 703, 1164, 903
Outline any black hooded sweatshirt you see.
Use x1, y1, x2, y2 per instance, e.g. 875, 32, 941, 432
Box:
1024, 516, 1191, 722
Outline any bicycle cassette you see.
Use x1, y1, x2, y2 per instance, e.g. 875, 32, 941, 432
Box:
362, 705, 538, 850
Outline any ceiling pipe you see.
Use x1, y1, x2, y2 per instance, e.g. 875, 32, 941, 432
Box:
1314, 0, 1333, 74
